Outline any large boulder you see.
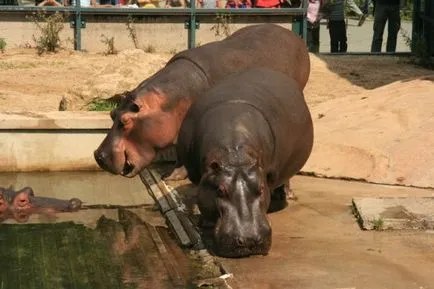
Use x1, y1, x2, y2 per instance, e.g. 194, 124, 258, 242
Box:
302, 75, 434, 188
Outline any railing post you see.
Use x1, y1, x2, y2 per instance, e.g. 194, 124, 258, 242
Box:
74, 1, 82, 50
188, 0, 197, 49
292, 0, 307, 43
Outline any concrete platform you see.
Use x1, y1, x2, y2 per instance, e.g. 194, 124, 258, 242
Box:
164, 175, 434, 289
353, 197, 434, 231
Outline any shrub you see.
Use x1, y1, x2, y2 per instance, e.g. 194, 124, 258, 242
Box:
100, 34, 118, 55
0, 38, 6, 53
29, 12, 65, 55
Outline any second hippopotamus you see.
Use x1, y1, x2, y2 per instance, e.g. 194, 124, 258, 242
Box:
176, 68, 314, 257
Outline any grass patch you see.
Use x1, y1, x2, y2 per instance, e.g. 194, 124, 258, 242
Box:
0, 38, 6, 53
0, 61, 38, 70
143, 44, 156, 53
372, 217, 384, 231
87, 98, 118, 111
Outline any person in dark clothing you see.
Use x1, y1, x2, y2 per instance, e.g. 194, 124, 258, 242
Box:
327, 0, 347, 53
307, 0, 321, 53
370, 0, 401, 52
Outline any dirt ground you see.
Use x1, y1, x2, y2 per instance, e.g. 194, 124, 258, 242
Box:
0, 48, 431, 111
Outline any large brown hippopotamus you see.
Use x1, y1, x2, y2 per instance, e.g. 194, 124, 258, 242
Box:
176, 68, 314, 257
94, 23, 310, 178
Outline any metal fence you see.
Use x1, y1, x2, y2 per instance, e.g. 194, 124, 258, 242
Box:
412, 0, 434, 56
0, 0, 308, 50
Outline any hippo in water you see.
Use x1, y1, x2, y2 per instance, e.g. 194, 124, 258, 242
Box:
94, 23, 310, 178
175, 68, 314, 257
0, 186, 82, 223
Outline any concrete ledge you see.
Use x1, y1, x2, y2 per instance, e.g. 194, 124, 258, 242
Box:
0, 111, 112, 129
0, 111, 110, 172
352, 197, 434, 231
0, 111, 177, 172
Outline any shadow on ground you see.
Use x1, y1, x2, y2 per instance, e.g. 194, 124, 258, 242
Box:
316, 54, 433, 90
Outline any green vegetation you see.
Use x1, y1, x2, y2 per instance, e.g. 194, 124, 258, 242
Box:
100, 34, 118, 55
211, 13, 232, 38
372, 217, 384, 231
28, 12, 65, 55
401, 28, 433, 69
144, 44, 156, 53
88, 98, 119, 111
126, 15, 139, 49
0, 38, 6, 53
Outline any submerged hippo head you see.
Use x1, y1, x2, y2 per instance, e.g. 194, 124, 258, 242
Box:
94, 90, 191, 177
198, 151, 272, 258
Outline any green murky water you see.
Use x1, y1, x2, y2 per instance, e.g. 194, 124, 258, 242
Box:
0, 222, 124, 289
0, 209, 178, 289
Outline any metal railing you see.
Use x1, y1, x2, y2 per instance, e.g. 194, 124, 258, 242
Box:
412, 0, 434, 56
0, 0, 308, 51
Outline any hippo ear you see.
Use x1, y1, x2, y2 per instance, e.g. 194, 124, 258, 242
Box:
17, 187, 35, 197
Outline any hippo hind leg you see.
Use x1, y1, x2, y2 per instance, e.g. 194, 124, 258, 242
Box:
268, 180, 297, 213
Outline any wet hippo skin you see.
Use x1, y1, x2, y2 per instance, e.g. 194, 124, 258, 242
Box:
94, 24, 310, 179
176, 68, 314, 258
0, 186, 82, 223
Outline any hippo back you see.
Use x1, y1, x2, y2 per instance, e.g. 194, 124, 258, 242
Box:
179, 68, 314, 188
169, 24, 310, 91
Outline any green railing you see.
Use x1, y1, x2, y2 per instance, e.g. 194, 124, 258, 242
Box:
0, 1, 308, 51
412, 0, 434, 56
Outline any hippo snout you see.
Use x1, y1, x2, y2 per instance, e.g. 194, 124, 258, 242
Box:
215, 221, 272, 258
94, 150, 117, 175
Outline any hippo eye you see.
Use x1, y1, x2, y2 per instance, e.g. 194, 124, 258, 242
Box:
131, 103, 140, 113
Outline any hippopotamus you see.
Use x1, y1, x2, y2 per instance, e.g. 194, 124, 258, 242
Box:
0, 186, 82, 223
175, 68, 313, 257
94, 23, 310, 178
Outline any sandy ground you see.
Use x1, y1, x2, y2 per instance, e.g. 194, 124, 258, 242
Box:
0, 48, 430, 111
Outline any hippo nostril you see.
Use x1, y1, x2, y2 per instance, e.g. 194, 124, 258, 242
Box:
94, 151, 108, 168
255, 236, 263, 245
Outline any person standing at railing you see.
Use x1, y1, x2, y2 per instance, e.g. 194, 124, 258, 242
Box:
196, 0, 216, 8
307, 0, 322, 53
225, 0, 251, 8
254, 0, 281, 8
370, 0, 402, 52
325, 0, 348, 52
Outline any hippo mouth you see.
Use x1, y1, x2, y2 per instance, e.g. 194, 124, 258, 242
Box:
216, 241, 271, 258
121, 157, 135, 177
121, 151, 137, 177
